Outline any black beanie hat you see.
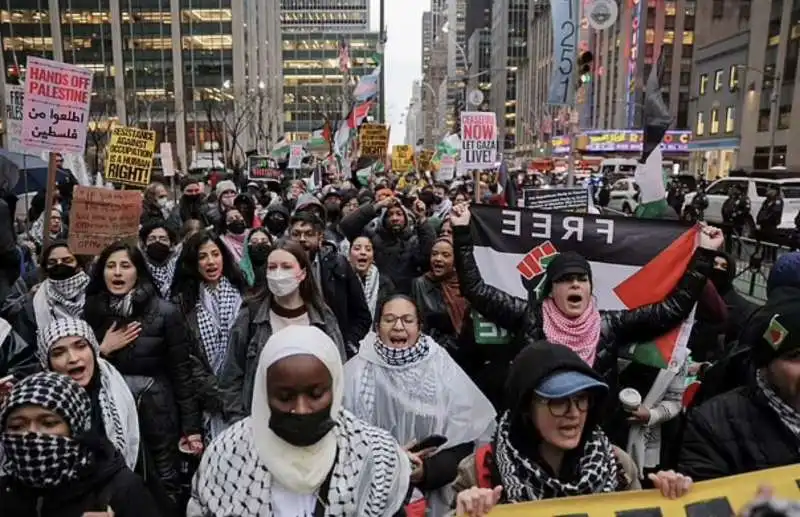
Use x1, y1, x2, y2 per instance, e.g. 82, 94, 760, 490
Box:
541, 251, 593, 297
750, 299, 800, 367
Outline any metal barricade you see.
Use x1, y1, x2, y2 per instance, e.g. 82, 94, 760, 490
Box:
727, 235, 794, 303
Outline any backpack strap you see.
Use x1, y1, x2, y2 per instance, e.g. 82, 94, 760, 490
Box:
475, 444, 494, 489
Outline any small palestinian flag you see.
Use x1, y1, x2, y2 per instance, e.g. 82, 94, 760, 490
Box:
763, 314, 789, 350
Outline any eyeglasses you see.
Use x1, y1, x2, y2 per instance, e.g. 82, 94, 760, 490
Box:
537, 393, 590, 417
379, 314, 418, 327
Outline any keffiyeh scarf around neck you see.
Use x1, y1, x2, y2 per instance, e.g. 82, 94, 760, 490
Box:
373, 334, 432, 367
196, 277, 242, 374
493, 412, 623, 502
32, 272, 90, 331
757, 369, 800, 443
541, 297, 602, 365
147, 251, 179, 298
362, 265, 381, 319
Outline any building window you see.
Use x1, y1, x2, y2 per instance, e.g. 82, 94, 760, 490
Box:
725, 106, 735, 132
779, 104, 792, 130
699, 73, 708, 95
695, 111, 705, 135
758, 109, 770, 132
729, 66, 739, 91
714, 70, 724, 91
712, 0, 724, 18
710, 108, 720, 134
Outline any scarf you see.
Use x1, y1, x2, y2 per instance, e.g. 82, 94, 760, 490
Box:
373, 334, 432, 367
757, 369, 800, 445
147, 251, 179, 298
109, 291, 135, 318
196, 277, 242, 374
493, 412, 623, 502
32, 272, 90, 331
221, 232, 247, 262
36, 317, 140, 469
0, 372, 93, 488
362, 265, 381, 320
28, 208, 62, 246
541, 297, 602, 365
428, 272, 468, 334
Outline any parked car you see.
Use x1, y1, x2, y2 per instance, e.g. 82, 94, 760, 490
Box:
607, 177, 639, 214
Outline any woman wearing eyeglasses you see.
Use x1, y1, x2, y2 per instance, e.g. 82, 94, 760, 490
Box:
452, 342, 693, 517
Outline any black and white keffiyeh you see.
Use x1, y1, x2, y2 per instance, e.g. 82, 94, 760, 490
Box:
32, 272, 90, 330
196, 277, 242, 374
187, 410, 410, 517
109, 291, 135, 318
493, 412, 624, 502
757, 369, 800, 443
0, 372, 93, 488
36, 317, 141, 470
362, 265, 381, 319
147, 251, 179, 298
373, 334, 432, 367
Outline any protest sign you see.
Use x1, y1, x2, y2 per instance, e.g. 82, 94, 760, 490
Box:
21, 56, 93, 154
247, 155, 281, 181
391, 144, 414, 173
104, 126, 156, 188
360, 123, 389, 158
288, 144, 303, 169
490, 463, 800, 516
436, 155, 456, 182
522, 187, 589, 212
159, 142, 175, 177
416, 149, 434, 172
548, 0, 579, 106
67, 186, 142, 255
468, 205, 698, 367
460, 111, 497, 170
5, 84, 24, 153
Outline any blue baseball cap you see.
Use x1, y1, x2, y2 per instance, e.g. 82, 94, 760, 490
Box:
534, 371, 608, 399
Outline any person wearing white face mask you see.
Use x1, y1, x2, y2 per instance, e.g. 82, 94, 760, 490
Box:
140, 182, 176, 231
218, 240, 345, 423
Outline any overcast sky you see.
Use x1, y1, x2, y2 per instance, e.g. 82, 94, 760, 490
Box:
371, 0, 426, 146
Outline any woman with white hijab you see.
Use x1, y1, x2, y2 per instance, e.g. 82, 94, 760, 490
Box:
37, 317, 140, 470
188, 325, 412, 517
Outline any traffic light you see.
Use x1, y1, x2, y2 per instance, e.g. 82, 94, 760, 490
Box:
578, 51, 594, 85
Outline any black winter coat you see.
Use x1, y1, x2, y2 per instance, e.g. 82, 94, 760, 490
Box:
678, 380, 800, 481
339, 203, 436, 295
0, 442, 160, 517
83, 289, 201, 436
452, 225, 713, 400
411, 274, 477, 361
0, 322, 37, 380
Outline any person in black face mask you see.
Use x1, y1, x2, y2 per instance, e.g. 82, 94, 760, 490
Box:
240, 228, 273, 294
166, 178, 216, 231
139, 222, 179, 298
262, 202, 290, 240
188, 325, 411, 516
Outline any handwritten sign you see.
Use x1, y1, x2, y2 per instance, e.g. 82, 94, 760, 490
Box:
360, 123, 389, 158
247, 155, 281, 182
548, 0, 579, 106
5, 84, 24, 153
391, 145, 414, 173
523, 187, 589, 212
490, 464, 800, 516
104, 126, 156, 188
460, 111, 497, 170
21, 56, 93, 154
67, 186, 142, 255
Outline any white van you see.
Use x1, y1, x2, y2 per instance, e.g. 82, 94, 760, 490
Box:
599, 158, 638, 180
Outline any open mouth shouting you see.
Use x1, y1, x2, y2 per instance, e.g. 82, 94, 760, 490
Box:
67, 364, 89, 385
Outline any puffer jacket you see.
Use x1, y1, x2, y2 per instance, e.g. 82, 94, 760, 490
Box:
340, 202, 436, 294
678, 376, 800, 481
452, 225, 713, 404
217, 294, 344, 422
0, 318, 37, 380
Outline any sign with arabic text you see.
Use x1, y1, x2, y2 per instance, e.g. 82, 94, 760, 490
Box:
104, 126, 156, 188
548, 0, 579, 106
391, 144, 414, 173
68, 186, 142, 255
360, 123, 389, 159
5, 84, 24, 153
579, 130, 691, 153
21, 56, 93, 154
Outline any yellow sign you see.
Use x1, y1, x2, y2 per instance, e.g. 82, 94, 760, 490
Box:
104, 126, 157, 188
391, 144, 414, 173
360, 123, 389, 158
416, 149, 434, 172
490, 464, 800, 516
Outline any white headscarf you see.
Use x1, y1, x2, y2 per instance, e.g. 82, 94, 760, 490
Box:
250, 325, 343, 494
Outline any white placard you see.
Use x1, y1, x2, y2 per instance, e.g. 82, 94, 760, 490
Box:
288, 144, 303, 169
5, 84, 24, 153
160, 142, 175, 177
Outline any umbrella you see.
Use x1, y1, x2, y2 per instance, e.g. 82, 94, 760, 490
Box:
0, 149, 69, 195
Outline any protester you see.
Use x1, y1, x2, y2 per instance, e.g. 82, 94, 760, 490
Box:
0, 184, 19, 306
262, 200, 290, 240
239, 227, 273, 294
218, 240, 344, 422
27, 206, 66, 251
289, 210, 371, 354
233, 192, 258, 228
141, 182, 174, 229
83, 241, 202, 502
189, 325, 411, 517
140, 221, 180, 299
180, 218, 205, 242
0, 372, 160, 516
172, 231, 245, 441
452, 343, 693, 516
348, 235, 395, 322
218, 207, 249, 262
167, 178, 216, 230
37, 317, 140, 469
344, 294, 496, 515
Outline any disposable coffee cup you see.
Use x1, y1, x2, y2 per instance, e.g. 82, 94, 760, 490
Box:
619, 388, 642, 412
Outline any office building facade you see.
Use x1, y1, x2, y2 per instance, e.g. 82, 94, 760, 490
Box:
490, 0, 528, 154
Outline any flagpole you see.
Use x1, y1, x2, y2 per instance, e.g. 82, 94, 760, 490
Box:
378, 0, 386, 123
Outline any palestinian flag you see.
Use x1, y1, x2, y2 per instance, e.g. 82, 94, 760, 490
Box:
470, 205, 697, 368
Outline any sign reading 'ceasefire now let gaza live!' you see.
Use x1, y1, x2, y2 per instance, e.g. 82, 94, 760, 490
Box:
460, 111, 497, 171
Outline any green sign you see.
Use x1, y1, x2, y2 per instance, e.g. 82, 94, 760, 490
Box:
473, 310, 511, 345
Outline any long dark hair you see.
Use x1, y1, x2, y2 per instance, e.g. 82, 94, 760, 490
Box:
171, 230, 246, 311
247, 239, 326, 312
37, 240, 92, 282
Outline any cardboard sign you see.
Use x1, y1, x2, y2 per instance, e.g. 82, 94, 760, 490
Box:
67, 186, 142, 255
490, 464, 800, 516
5, 84, 24, 153
523, 187, 590, 212
247, 155, 281, 181
288, 144, 303, 169
460, 111, 497, 171
104, 126, 156, 188
391, 144, 414, 173
416, 149, 434, 173
21, 56, 93, 154
360, 123, 389, 158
